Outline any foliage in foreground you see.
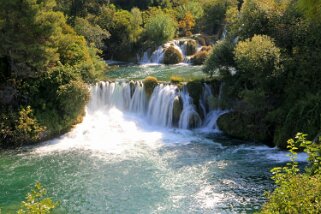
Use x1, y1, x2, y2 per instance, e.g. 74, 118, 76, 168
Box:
259, 133, 321, 213
17, 182, 58, 214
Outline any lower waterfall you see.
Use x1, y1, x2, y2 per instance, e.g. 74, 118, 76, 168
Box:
89, 81, 224, 130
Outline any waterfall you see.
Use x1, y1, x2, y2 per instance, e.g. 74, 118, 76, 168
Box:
199, 83, 213, 118
129, 82, 147, 115
202, 82, 227, 130
88, 81, 225, 131
147, 84, 178, 127
178, 86, 202, 129
138, 38, 201, 65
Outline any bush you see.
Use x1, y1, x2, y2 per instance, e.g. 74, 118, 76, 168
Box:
234, 34, 282, 87
143, 76, 158, 97
0, 106, 45, 147
204, 40, 234, 76
272, 93, 321, 148
144, 10, 177, 46
163, 46, 184, 64
18, 182, 58, 214
259, 133, 321, 213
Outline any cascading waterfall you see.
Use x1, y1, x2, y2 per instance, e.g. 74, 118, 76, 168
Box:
88, 80, 225, 131
178, 86, 202, 129
129, 82, 148, 115
147, 84, 178, 127
202, 82, 227, 130
138, 38, 201, 65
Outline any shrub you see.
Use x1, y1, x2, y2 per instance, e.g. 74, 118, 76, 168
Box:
163, 46, 184, 64
144, 10, 177, 46
143, 76, 158, 97
234, 34, 282, 87
259, 133, 321, 213
272, 93, 321, 149
18, 182, 58, 214
204, 41, 235, 76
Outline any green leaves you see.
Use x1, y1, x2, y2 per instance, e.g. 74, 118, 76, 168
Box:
259, 133, 321, 213
17, 182, 58, 214
144, 10, 177, 46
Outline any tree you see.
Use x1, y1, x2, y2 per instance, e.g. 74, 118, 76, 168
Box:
74, 17, 110, 49
178, 12, 196, 36
204, 40, 235, 77
297, 0, 321, 22
234, 35, 281, 87
144, 10, 177, 45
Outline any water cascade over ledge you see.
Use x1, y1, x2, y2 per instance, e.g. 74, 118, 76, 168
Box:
88, 81, 226, 130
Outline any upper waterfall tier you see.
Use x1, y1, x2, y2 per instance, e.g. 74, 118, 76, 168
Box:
88, 81, 226, 131
138, 38, 204, 65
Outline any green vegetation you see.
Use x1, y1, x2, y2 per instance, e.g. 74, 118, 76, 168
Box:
204, 0, 321, 148
143, 76, 158, 97
259, 133, 321, 213
0, 0, 104, 147
17, 182, 58, 214
144, 10, 178, 47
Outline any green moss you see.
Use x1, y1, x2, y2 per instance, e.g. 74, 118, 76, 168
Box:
170, 75, 184, 84
163, 46, 183, 64
186, 81, 203, 106
143, 76, 158, 97
186, 40, 197, 56
217, 112, 272, 144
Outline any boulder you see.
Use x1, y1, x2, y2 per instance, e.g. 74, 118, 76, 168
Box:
163, 46, 183, 64
143, 76, 158, 98
186, 40, 197, 56
217, 111, 272, 143
172, 96, 183, 127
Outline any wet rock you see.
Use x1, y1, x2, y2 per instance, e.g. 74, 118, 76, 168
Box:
163, 46, 183, 64
172, 96, 183, 127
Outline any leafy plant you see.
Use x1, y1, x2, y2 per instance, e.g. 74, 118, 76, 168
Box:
17, 182, 58, 214
259, 133, 321, 213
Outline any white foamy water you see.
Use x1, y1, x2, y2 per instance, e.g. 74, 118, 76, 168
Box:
0, 79, 308, 214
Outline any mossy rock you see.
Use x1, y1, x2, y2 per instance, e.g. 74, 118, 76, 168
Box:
191, 50, 210, 65
129, 80, 135, 97
217, 112, 272, 144
163, 46, 183, 64
172, 96, 183, 127
186, 40, 197, 56
186, 81, 203, 106
143, 76, 158, 98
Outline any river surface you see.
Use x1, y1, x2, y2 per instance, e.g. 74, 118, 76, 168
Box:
106, 64, 206, 81
0, 65, 307, 213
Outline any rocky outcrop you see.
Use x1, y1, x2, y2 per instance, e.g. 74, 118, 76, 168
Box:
163, 46, 184, 64
172, 96, 183, 127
